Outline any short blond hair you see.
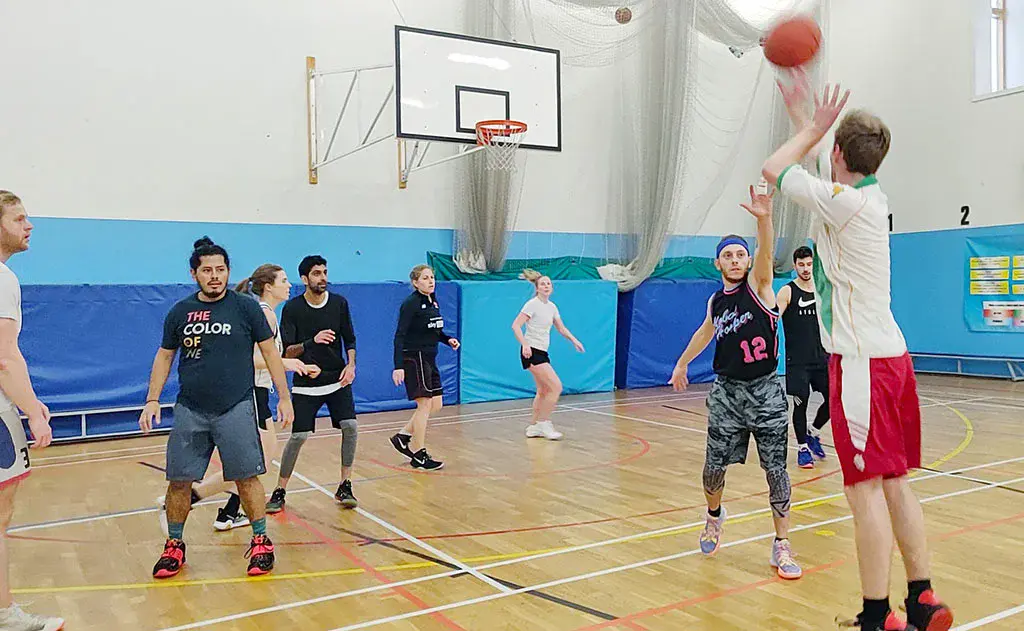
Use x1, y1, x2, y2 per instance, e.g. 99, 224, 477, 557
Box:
0, 191, 22, 218
834, 110, 891, 176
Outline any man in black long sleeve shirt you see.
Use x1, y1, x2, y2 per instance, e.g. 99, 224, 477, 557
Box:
266, 255, 359, 511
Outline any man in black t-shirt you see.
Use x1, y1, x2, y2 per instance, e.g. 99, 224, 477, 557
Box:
265, 255, 359, 513
139, 237, 294, 580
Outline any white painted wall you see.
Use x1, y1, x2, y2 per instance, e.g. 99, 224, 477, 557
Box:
0, 0, 773, 242
829, 0, 1024, 233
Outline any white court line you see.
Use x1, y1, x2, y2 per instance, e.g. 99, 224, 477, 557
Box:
919, 396, 995, 409
283, 465, 514, 594
323, 473, 1024, 631
951, 603, 1024, 630
157, 455, 1024, 631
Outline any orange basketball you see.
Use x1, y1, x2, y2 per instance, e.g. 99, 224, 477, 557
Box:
763, 16, 821, 67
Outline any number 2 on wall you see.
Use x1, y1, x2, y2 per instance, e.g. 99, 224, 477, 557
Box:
740, 337, 769, 364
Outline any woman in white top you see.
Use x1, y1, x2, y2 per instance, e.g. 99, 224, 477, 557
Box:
511, 269, 585, 440
184, 264, 320, 531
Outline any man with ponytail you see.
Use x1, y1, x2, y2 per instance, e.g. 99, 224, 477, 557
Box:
171, 264, 321, 531
512, 269, 585, 440
140, 237, 294, 579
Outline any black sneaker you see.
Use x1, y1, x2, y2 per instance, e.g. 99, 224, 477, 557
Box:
411, 448, 444, 471
265, 487, 286, 514
335, 480, 358, 508
245, 534, 275, 576
390, 433, 414, 458
906, 590, 953, 631
213, 507, 250, 531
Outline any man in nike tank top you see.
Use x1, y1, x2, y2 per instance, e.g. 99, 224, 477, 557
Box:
670, 183, 801, 581
777, 246, 830, 469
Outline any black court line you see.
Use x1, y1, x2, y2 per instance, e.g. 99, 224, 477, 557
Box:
663, 405, 708, 418
338, 527, 619, 621
137, 460, 166, 473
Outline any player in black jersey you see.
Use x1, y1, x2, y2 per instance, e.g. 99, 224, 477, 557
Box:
777, 246, 830, 469
389, 265, 460, 471
670, 183, 801, 580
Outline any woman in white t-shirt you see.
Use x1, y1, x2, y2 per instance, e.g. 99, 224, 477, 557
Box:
511, 269, 585, 440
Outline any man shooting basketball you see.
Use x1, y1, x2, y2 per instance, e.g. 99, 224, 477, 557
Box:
762, 72, 953, 631
670, 182, 802, 581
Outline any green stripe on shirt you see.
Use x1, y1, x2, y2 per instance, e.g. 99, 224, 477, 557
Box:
812, 243, 834, 337
776, 164, 797, 190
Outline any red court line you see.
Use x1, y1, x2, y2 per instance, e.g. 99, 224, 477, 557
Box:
279, 510, 468, 631
348, 468, 841, 545
369, 432, 651, 479
570, 510, 1024, 630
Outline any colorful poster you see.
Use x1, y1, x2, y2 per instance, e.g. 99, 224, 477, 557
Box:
965, 237, 1024, 332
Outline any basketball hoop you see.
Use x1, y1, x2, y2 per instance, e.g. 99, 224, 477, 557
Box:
475, 120, 528, 171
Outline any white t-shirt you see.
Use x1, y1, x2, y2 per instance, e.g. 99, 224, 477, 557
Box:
0, 262, 22, 412
254, 302, 283, 390
520, 297, 560, 352
778, 157, 907, 359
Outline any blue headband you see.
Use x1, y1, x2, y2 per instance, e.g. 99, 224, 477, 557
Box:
716, 237, 750, 258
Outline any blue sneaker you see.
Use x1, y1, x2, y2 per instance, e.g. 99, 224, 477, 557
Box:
699, 507, 726, 556
806, 433, 826, 460
797, 446, 814, 469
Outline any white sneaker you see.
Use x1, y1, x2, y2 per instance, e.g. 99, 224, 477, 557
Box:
0, 603, 64, 631
156, 496, 168, 538
526, 420, 562, 440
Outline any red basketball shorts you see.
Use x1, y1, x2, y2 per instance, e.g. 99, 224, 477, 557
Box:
829, 352, 921, 486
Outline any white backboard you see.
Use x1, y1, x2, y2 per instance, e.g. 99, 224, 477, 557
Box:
395, 26, 562, 151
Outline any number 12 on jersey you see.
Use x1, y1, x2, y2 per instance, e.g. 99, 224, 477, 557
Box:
740, 337, 769, 364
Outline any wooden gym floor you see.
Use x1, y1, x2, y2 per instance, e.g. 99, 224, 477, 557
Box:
9, 374, 1024, 630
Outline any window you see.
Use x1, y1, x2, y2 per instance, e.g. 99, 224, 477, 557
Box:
975, 0, 1021, 98
992, 0, 1006, 92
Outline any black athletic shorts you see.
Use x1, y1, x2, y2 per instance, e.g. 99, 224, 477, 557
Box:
254, 386, 273, 430
402, 350, 443, 401
292, 386, 357, 433
785, 363, 829, 404
520, 347, 551, 370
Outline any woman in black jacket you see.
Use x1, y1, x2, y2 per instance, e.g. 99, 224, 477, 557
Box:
389, 265, 459, 470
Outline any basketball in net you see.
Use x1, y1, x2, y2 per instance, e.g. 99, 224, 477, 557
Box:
763, 16, 821, 67
475, 120, 528, 171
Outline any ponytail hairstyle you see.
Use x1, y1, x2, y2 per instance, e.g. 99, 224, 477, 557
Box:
522, 268, 543, 296
410, 264, 433, 283
189, 236, 230, 271
235, 263, 284, 297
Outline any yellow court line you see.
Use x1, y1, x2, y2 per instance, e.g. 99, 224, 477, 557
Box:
18, 403, 975, 595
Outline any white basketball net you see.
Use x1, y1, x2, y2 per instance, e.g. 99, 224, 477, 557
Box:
475, 121, 528, 171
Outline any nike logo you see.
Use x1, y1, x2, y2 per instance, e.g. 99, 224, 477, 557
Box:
797, 297, 816, 308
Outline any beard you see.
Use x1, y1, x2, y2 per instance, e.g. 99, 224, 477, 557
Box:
309, 282, 327, 294
0, 231, 26, 254
198, 284, 226, 299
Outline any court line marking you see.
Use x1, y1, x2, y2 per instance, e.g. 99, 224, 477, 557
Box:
322, 473, 1024, 631
951, 603, 1024, 630
284, 464, 514, 595
917, 396, 975, 471
154, 456, 1024, 631
571, 509, 1024, 631
279, 506, 468, 631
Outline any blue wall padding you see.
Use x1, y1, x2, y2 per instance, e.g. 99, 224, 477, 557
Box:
22, 284, 195, 413
620, 279, 720, 388
614, 290, 635, 389
19, 282, 460, 439
458, 280, 617, 404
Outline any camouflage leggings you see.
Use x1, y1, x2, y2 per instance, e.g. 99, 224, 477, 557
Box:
704, 372, 791, 517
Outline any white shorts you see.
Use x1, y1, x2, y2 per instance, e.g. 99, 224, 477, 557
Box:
0, 407, 30, 487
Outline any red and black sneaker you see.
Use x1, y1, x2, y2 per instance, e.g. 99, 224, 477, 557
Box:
839, 611, 917, 631
245, 534, 275, 576
907, 590, 953, 631
153, 538, 186, 579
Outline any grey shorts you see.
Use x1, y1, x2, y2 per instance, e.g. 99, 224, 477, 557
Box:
166, 395, 266, 482
705, 372, 789, 471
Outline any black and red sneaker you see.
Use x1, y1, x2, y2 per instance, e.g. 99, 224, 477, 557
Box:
153, 538, 186, 579
907, 590, 953, 631
245, 534, 275, 576
839, 611, 917, 631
